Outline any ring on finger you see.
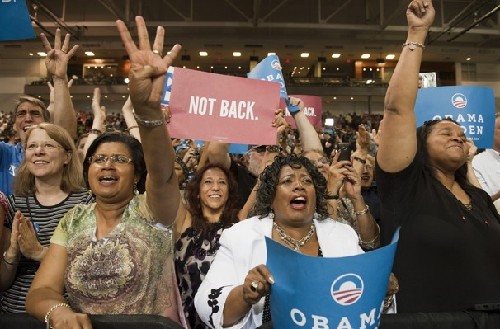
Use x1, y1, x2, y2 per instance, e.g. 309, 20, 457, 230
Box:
250, 280, 259, 292
153, 49, 162, 56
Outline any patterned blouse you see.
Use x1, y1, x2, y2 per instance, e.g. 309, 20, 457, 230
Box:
51, 195, 184, 325
175, 223, 226, 329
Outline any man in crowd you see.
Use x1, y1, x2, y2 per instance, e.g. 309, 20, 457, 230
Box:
0, 29, 77, 195
472, 113, 500, 213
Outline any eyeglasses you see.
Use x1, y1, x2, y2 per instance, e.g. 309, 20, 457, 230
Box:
26, 142, 64, 152
88, 154, 133, 165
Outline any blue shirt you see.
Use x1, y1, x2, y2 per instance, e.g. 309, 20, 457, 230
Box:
0, 142, 24, 195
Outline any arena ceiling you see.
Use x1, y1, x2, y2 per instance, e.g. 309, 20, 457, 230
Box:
1, 0, 499, 72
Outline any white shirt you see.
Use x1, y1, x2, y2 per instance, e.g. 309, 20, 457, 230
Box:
472, 149, 500, 196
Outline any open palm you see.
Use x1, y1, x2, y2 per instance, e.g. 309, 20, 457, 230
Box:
116, 16, 181, 117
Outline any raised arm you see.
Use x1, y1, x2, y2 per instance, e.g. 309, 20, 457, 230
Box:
289, 97, 323, 152
82, 88, 107, 158
121, 96, 141, 141
40, 29, 78, 139
116, 16, 181, 225
377, 0, 435, 173
205, 142, 231, 169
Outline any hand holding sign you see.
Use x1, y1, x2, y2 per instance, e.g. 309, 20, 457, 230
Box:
248, 54, 299, 114
242, 264, 275, 305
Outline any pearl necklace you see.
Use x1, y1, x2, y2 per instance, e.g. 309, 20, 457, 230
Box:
273, 222, 315, 252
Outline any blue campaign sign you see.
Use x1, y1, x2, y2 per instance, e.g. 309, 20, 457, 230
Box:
266, 231, 399, 329
415, 86, 496, 148
196, 141, 249, 154
0, 0, 35, 41
247, 54, 299, 113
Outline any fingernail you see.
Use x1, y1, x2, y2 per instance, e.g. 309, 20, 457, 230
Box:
268, 276, 275, 284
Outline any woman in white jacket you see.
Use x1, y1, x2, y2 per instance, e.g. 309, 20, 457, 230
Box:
195, 154, 363, 328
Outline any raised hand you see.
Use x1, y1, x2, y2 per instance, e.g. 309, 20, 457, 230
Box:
465, 138, 477, 163
355, 124, 371, 153
91, 87, 106, 128
40, 29, 78, 80
406, 0, 435, 30
116, 16, 182, 119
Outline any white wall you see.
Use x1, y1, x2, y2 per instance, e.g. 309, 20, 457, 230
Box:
457, 63, 500, 112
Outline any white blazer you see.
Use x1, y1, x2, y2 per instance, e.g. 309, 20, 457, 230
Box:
194, 215, 363, 329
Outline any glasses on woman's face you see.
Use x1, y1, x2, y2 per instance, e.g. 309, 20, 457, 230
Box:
26, 141, 64, 152
88, 154, 133, 165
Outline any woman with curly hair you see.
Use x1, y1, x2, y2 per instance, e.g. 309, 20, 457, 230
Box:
174, 163, 242, 328
195, 154, 363, 329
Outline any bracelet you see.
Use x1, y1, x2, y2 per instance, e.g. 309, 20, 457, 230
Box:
324, 194, 339, 200
359, 224, 380, 250
355, 205, 370, 216
402, 41, 425, 51
45, 302, 71, 328
133, 111, 165, 128
89, 129, 102, 135
2, 251, 18, 266
383, 294, 395, 312
126, 125, 139, 131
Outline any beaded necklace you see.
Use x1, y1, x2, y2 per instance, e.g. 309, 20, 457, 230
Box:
273, 222, 315, 252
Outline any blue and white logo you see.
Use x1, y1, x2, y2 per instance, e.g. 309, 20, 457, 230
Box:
451, 93, 467, 109
331, 273, 364, 306
271, 59, 282, 70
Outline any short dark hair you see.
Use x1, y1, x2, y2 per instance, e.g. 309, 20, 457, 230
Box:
185, 163, 240, 234
83, 132, 146, 192
252, 154, 329, 219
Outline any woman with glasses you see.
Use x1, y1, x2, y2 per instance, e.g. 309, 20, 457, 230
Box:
26, 17, 185, 328
0, 123, 89, 313
376, 0, 500, 312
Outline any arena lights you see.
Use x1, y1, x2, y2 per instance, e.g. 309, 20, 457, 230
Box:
361, 54, 370, 59
331, 54, 341, 58
199, 51, 208, 57
386, 54, 395, 60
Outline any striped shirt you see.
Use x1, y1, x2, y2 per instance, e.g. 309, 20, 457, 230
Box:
1, 190, 92, 313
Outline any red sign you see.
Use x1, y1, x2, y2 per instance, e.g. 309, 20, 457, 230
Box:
166, 68, 281, 145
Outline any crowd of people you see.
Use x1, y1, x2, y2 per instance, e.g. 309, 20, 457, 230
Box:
0, 1, 499, 328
